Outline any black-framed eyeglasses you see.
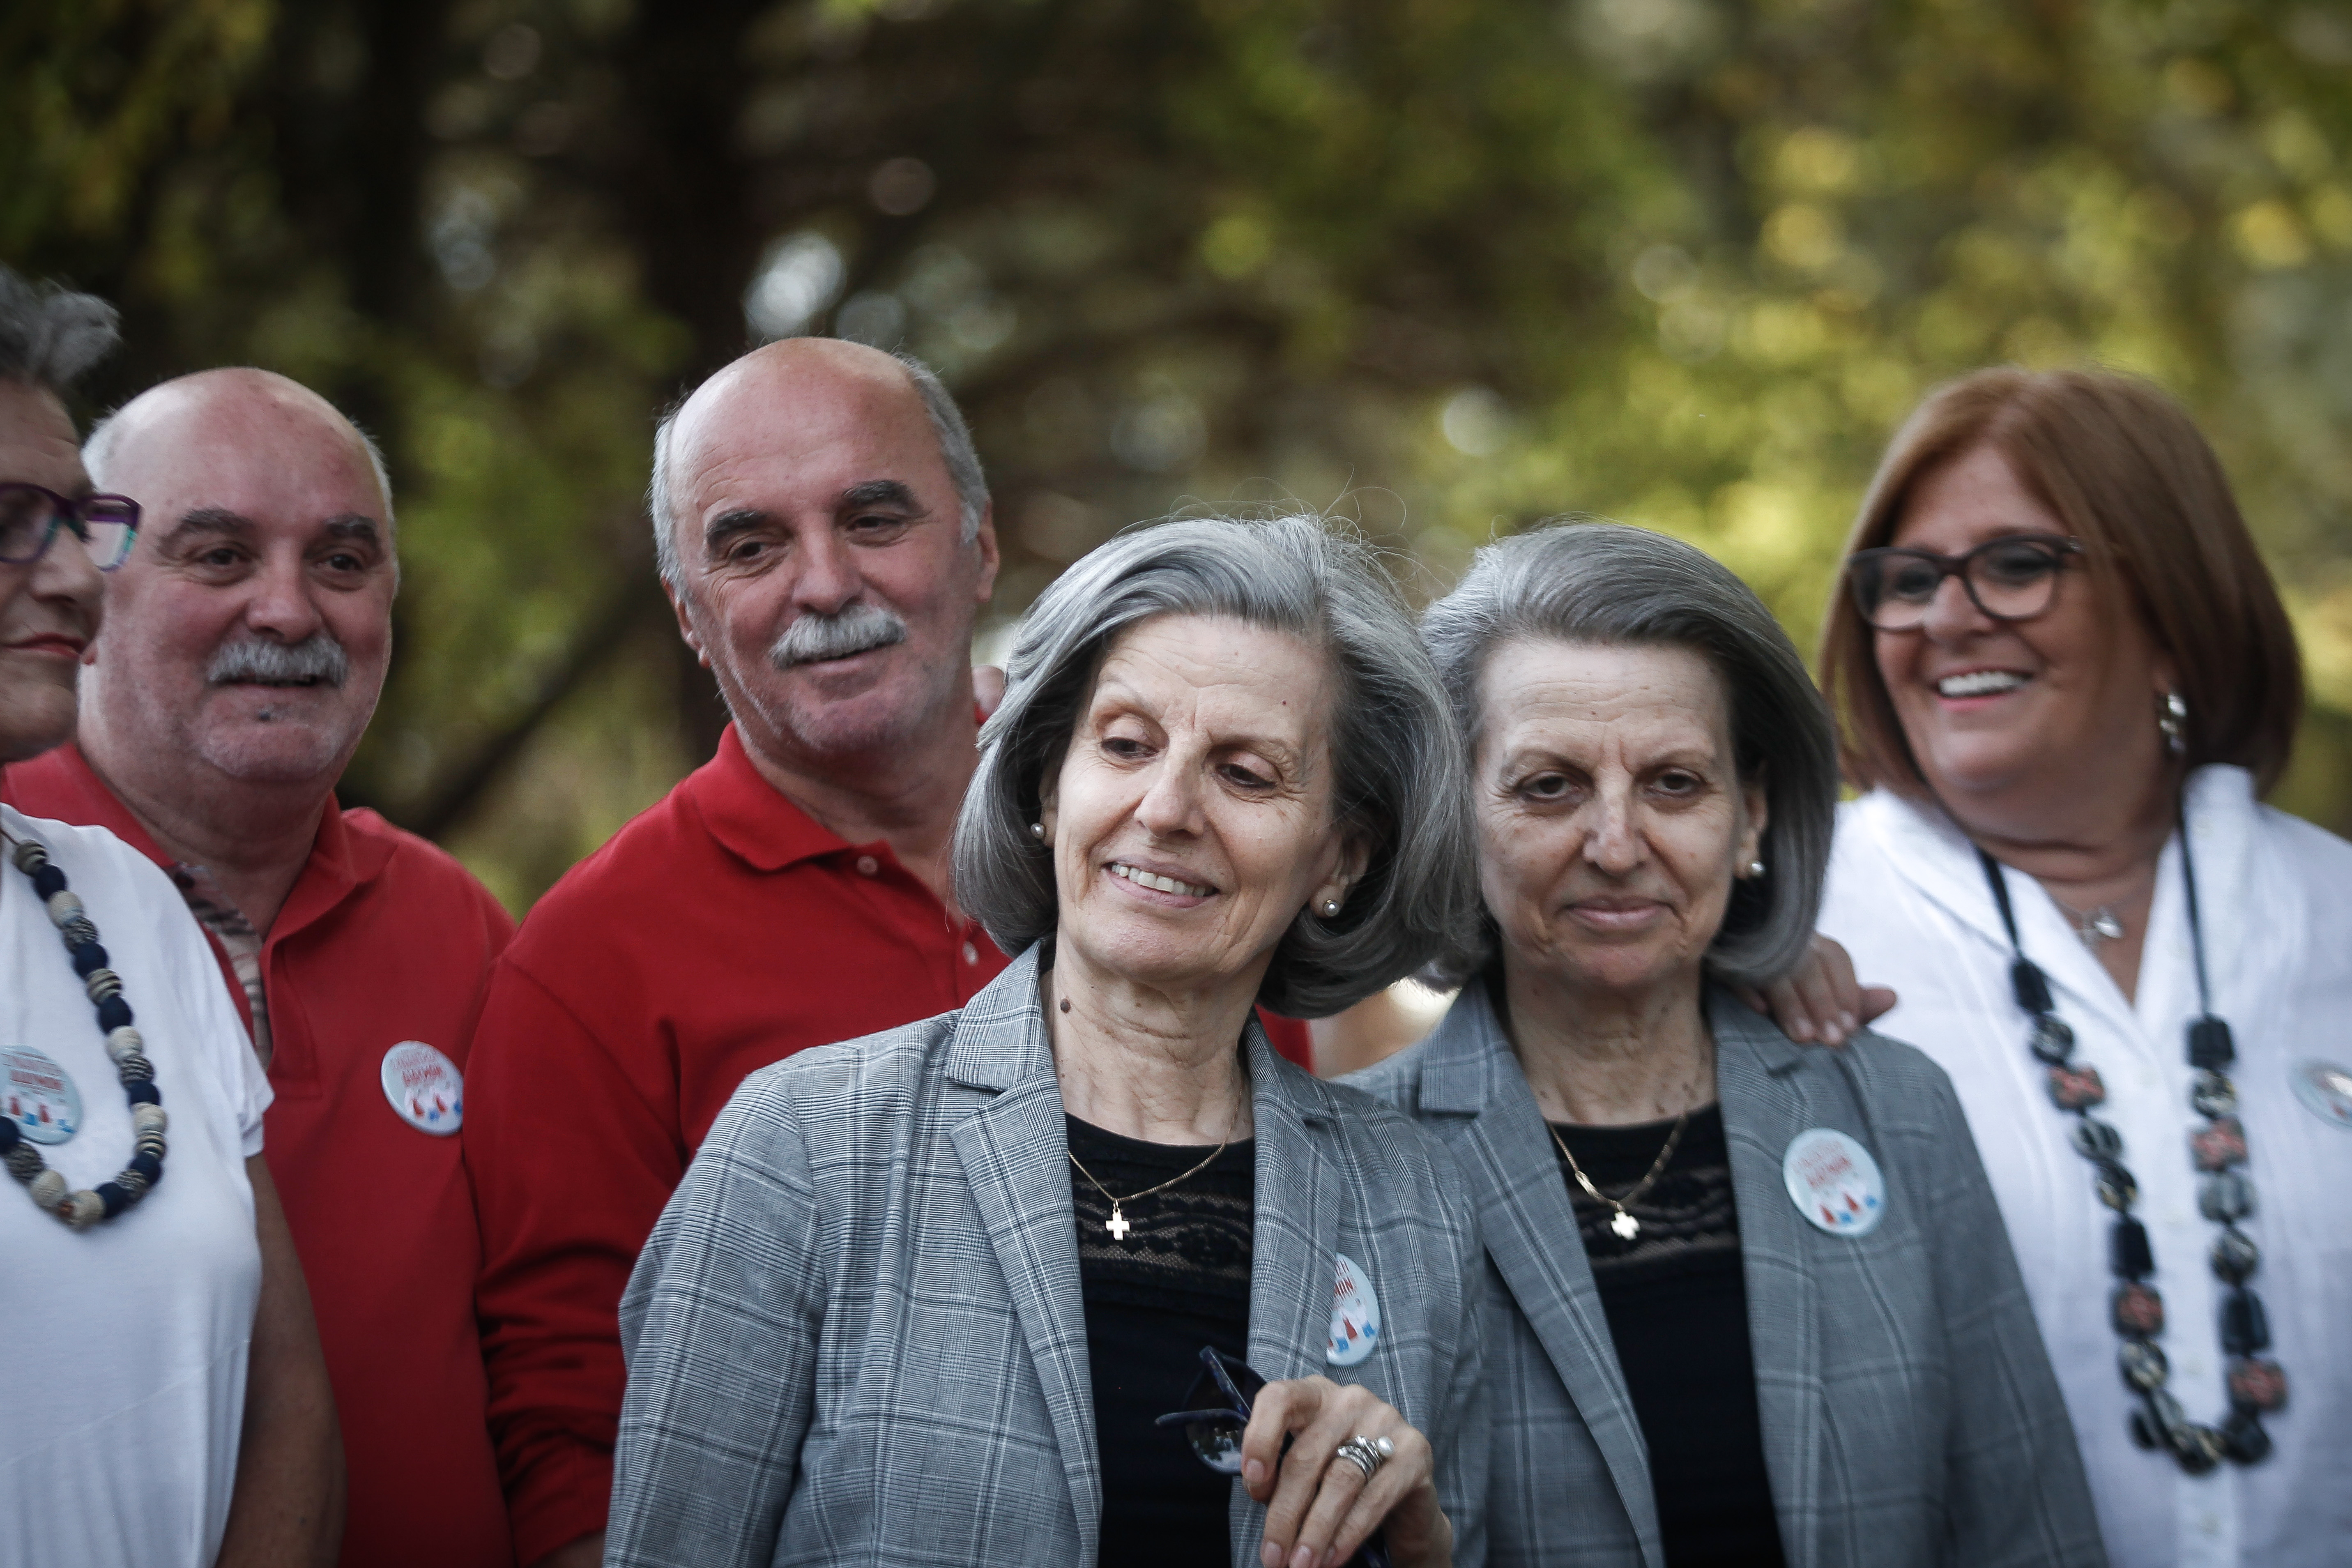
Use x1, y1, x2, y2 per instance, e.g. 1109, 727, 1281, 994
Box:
1155, 1347, 1391, 1568
1847, 533, 2081, 632
0, 484, 139, 572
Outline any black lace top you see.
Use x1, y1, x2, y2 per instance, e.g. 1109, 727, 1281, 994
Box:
1552, 1105, 1787, 1566
1068, 1114, 1254, 1568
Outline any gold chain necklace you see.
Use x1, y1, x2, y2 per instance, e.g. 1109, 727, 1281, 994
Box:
1548, 1109, 1692, 1242
1067, 1127, 1234, 1244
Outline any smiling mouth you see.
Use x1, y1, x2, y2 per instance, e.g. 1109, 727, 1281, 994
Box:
1111, 862, 1217, 898
1936, 669, 2029, 698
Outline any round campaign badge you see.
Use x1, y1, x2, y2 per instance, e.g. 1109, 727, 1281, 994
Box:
1782, 1127, 1886, 1237
380, 1042, 464, 1136
1326, 1252, 1381, 1367
3, 1046, 81, 1146
2289, 1059, 2352, 1131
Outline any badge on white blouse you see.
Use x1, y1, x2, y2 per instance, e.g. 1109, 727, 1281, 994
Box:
3, 1045, 81, 1146
380, 1042, 463, 1136
2290, 1059, 2352, 1131
1326, 1252, 1381, 1366
1782, 1128, 1885, 1236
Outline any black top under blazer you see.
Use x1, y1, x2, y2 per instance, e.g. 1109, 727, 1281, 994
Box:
1349, 982, 2106, 1568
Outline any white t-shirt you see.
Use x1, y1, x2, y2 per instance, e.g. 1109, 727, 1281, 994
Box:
0, 805, 272, 1568
1819, 768, 2352, 1568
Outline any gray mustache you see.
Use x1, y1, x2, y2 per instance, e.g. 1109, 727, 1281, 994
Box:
207, 634, 349, 688
769, 603, 907, 669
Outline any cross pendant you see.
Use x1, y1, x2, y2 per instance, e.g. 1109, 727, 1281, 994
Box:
1105, 1206, 1131, 1241
1610, 1210, 1641, 1241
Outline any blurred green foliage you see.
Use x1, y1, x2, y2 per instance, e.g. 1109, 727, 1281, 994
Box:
7, 0, 2352, 911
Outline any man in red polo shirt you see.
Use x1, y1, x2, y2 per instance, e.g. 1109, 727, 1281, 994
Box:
2, 368, 515, 1568
465, 339, 1314, 1568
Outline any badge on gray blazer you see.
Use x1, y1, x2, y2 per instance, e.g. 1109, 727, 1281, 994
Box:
1783, 1128, 1886, 1236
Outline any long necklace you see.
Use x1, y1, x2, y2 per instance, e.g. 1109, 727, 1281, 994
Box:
1068, 1126, 1234, 1244
1978, 818, 2281, 1473
1549, 1108, 1692, 1242
0, 830, 168, 1228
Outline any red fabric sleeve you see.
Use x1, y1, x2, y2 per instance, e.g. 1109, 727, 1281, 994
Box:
465, 959, 682, 1566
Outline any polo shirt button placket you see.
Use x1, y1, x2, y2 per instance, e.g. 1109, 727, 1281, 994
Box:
855, 855, 880, 877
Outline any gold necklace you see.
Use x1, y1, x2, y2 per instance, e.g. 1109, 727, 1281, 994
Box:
1548, 1109, 1692, 1242
1067, 1128, 1234, 1243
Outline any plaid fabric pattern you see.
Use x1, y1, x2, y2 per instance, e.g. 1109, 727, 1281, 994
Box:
608, 943, 1489, 1568
1351, 983, 2107, 1568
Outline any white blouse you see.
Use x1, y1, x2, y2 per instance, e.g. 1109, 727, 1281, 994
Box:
0, 805, 272, 1567
1819, 769, 2352, 1568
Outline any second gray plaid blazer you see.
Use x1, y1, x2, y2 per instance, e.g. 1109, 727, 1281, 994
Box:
607, 943, 1489, 1568
1350, 981, 2105, 1568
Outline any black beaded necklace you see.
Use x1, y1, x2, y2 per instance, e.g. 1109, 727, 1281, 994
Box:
0, 831, 168, 1227
1977, 815, 2283, 1473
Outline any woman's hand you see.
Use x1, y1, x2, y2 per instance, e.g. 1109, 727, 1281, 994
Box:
1732, 932, 1897, 1046
1241, 1375, 1450, 1568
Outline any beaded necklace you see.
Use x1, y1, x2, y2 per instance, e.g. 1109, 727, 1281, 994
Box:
1977, 814, 2282, 1474
0, 830, 168, 1227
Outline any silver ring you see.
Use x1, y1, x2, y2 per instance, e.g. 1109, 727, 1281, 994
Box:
1335, 1433, 1392, 1482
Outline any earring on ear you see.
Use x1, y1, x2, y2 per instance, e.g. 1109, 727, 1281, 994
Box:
1746, 860, 1767, 880
2159, 692, 2188, 756
1029, 822, 1046, 842
1319, 898, 1342, 918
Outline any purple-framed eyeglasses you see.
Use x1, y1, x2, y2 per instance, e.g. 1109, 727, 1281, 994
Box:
0, 484, 139, 571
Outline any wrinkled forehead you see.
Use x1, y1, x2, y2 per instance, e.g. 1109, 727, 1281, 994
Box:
669, 355, 945, 508
0, 380, 85, 493
1477, 637, 1733, 753
1088, 613, 1337, 751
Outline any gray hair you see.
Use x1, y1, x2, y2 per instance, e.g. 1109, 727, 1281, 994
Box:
955, 514, 1480, 1019
1422, 520, 1838, 987
649, 345, 987, 583
0, 267, 119, 405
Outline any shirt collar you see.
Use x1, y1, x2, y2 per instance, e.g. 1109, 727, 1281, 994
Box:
686, 724, 854, 873
2, 741, 387, 943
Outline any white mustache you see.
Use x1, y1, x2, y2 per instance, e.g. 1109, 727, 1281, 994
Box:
206, 634, 349, 688
769, 603, 907, 669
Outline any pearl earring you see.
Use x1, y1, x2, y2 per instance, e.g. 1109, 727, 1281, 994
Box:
2159, 692, 2187, 756
1319, 898, 1342, 918
1747, 859, 1767, 879
1029, 822, 1045, 841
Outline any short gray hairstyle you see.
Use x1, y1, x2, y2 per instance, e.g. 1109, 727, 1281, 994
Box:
0, 267, 118, 404
1422, 520, 1838, 987
648, 345, 986, 583
955, 514, 1480, 1018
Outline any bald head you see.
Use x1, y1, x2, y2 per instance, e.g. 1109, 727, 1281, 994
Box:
650, 338, 984, 582
87, 368, 394, 534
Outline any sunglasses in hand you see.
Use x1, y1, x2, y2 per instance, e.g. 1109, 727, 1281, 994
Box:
1155, 1347, 1393, 1568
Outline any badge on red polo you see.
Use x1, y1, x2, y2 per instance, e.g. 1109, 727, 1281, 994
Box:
380, 1042, 463, 1136
1783, 1127, 1885, 1236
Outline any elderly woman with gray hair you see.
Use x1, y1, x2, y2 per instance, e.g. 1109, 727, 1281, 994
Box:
608, 516, 1489, 1568
1353, 523, 2103, 1568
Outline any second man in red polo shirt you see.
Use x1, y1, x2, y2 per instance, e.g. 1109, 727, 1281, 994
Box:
463, 340, 1313, 1568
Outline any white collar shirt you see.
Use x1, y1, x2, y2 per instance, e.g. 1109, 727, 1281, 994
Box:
1817, 768, 2352, 1568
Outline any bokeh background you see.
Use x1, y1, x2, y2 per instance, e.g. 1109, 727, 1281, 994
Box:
10, 0, 2352, 912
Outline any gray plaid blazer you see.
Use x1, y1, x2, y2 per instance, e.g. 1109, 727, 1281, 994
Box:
608, 943, 1489, 1568
1349, 982, 2104, 1568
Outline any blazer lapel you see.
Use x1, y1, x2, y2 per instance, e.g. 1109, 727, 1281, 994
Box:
1422, 989, 1668, 1568
944, 948, 1102, 1560
1244, 1018, 1343, 1386
1710, 992, 1825, 1568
